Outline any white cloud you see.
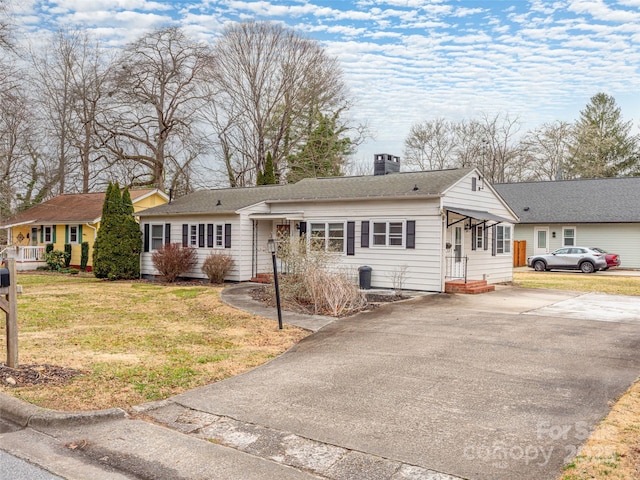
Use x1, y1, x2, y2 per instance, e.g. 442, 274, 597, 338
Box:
567, 0, 640, 22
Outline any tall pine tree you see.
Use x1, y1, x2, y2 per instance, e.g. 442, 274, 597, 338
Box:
567, 93, 638, 178
93, 183, 142, 280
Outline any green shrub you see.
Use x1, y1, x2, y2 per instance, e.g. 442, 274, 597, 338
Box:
93, 183, 142, 280
64, 244, 72, 267
151, 243, 198, 283
45, 250, 69, 271
45, 243, 54, 254
201, 251, 235, 284
80, 242, 89, 271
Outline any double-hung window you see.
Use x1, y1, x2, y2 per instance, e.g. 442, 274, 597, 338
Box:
151, 224, 165, 251
69, 225, 80, 244
43, 226, 53, 243
215, 225, 224, 247
475, 225, 484, 250
188, 225, 198, 247
372, 221, 404, 247
309, 222, 345, 253
563, 227, 576, 247
496, 225, 511, 254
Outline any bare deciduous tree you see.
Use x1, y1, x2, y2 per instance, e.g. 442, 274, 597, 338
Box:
521, 121, 573, 181
97, 27, 214, 190
403, 118, 457, 171
207, 21, 352, 186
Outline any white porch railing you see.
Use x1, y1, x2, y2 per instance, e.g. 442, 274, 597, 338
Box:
1, 246, 47, 262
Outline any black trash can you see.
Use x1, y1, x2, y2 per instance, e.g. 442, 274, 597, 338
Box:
358, 266, 372, 289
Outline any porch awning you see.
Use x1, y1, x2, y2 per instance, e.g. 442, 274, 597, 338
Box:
444, 206, 514, 224
248, 212, 305, 220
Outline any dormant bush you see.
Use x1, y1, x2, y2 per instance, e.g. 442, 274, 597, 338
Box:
272, 235, 366, 316
151, 243, 198, 283
201, 251, 235, 284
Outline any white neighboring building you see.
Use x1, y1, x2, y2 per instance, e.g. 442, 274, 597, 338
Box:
139, 168, 518, 292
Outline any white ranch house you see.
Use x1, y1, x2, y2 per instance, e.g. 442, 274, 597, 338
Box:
138, 168, 518, 292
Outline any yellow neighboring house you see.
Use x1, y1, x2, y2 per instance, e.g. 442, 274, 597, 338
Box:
0, 189, 169, 271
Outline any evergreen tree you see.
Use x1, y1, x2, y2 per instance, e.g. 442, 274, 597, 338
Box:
566, 93, 639, 178
93, 183, 142, 280
287, 113, 352, 183
256, 152, 276, 185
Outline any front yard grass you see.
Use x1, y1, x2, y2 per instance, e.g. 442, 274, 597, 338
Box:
514, 271, 640, 479
514, 270, 640, 296
0, 273, 308, 411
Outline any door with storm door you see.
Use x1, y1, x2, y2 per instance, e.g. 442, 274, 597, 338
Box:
452, 225, 464, 278
534, 227, 549, 255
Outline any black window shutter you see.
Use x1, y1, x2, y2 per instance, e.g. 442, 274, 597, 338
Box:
346, 221, 355, 256
207, 224, 214, 248
164, 223, 171, 245
471, 224, 477, 251
224, 223, 232, 248
198, 224, 205, 248
484, 225, 489, 251
143, 224, 150, 252
406, 220, 416, 249
299, 221, 307, 236
182, 224, 188, 247
491, 225, 497, 256
361, 221, 370, 248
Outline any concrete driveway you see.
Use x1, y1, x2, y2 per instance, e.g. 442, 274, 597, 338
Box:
167, 287, 640, 480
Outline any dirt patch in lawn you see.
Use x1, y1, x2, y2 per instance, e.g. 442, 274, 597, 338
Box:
0, 363, 83, 387
0, 273, 308, 412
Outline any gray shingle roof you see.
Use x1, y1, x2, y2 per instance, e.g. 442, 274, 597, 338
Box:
494, 177, 640, 223
140, 168, 473, 217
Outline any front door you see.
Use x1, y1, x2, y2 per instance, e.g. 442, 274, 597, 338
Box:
452, 225, 464, 277
534, 227, 549, 255
30, 227, 38, 246
276, 224, 291, 272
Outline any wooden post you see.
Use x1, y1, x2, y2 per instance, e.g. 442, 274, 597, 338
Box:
0, 256, 18, 368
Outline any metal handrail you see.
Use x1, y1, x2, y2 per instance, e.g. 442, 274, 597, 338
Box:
445, 255, 468, 283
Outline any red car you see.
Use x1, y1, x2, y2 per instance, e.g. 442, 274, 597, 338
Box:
592, 248, 621, 269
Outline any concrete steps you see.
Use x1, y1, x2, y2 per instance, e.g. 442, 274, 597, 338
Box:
445, 279, 495, 295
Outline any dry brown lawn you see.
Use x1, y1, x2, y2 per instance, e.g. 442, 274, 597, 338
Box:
0, 273, 308, 411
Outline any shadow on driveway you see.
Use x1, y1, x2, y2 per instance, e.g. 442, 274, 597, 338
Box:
171, 287, 640, 480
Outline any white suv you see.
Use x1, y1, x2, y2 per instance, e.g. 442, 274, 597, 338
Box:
527, 247, 608, 273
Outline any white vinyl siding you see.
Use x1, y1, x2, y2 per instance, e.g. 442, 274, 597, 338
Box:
140, 216, 242, 282
444, 172, 517, 285
513, 223, 640, 269
271, 199, 443, 291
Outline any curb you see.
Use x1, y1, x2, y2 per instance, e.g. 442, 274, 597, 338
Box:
0, 392, 127, 429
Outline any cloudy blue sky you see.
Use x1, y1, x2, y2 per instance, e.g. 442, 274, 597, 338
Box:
12, 0, 640, 166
